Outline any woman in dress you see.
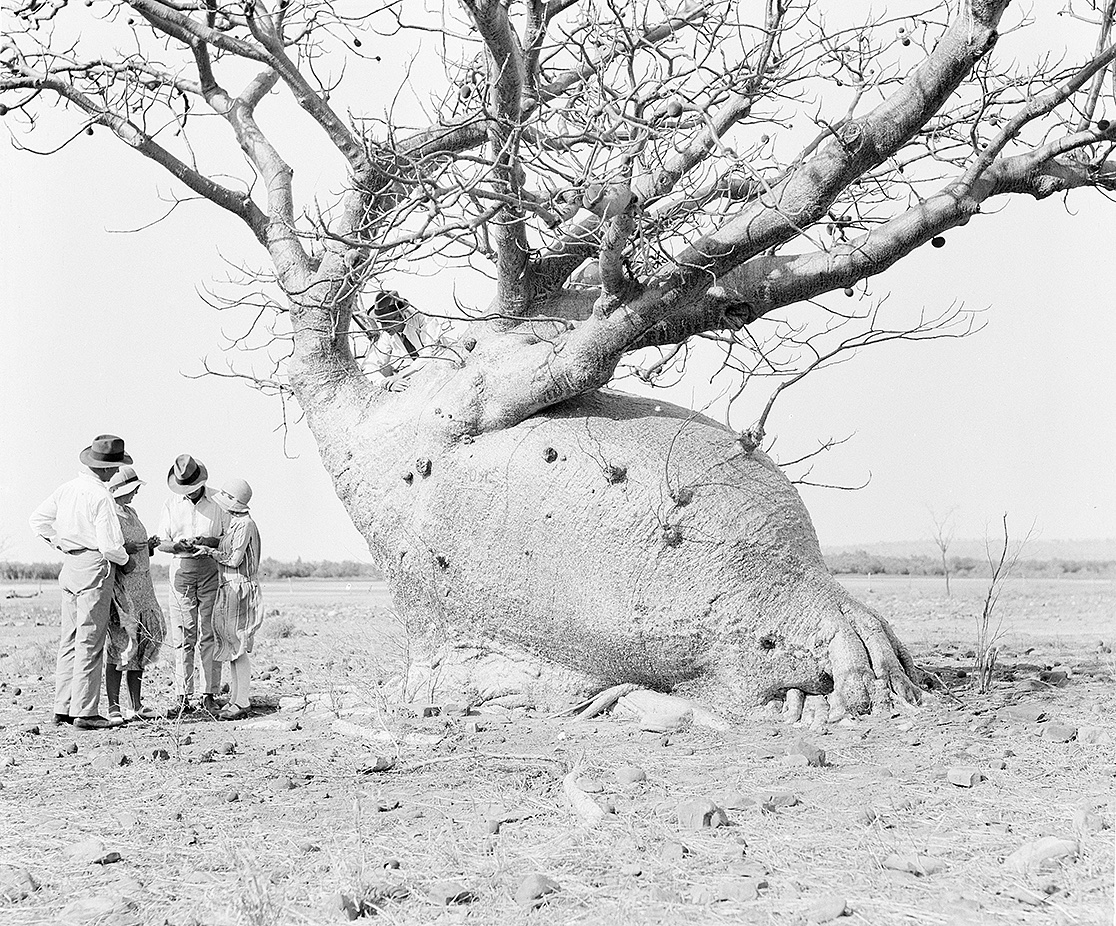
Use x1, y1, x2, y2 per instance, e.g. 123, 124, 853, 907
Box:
210, 478, 262, 721
105, 466, 167, 721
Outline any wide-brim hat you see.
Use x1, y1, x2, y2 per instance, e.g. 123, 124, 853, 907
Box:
80, 434, 132, 469
109, 465, 146, 498
168, 454, 208, 494
213, 478, 252, 513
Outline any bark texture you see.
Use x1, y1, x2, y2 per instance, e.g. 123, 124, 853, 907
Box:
304, 381, 921, 716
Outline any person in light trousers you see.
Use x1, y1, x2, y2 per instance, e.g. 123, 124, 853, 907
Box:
157, 454, 228, 715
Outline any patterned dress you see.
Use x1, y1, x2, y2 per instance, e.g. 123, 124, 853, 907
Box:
213, 514, 263, 661
106, 504, 167, 670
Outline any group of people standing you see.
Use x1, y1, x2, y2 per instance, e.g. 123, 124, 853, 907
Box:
28, 434, 263, 730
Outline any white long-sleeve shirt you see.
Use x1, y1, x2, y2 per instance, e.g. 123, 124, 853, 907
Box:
158, 491, 229, 558
28, 470, 129, 565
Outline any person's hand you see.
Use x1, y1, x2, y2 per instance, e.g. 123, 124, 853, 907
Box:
172, 540, 194, 555
124, 541, 142, 555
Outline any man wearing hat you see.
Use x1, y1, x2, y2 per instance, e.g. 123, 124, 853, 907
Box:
157, 454, 229, 715
29, 435, 139, 730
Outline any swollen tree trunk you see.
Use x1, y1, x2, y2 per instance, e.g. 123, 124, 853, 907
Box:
292, 345, 923, 719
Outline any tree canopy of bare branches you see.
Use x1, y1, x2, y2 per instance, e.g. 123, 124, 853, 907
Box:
4, 0, 1113, 444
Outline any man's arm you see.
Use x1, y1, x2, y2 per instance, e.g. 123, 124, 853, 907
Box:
28, 491, 60, 549
93, 496, 129, 566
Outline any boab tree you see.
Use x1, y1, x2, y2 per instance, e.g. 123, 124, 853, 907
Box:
4, 0, 1114, 721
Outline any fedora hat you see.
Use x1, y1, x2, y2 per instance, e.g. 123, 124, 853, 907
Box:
213, 477, 252, 513
109, 465, 145, 498
167, 454, 208, 494
79, 434, 132, 469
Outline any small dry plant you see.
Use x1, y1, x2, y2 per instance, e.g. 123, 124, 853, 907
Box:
974, 513, 1031, 693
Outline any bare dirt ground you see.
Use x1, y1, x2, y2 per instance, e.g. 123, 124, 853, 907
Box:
0, 576, 1112, 925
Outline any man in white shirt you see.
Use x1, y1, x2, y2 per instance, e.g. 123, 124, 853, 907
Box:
29, 434, 138, 730
157, 454, 229, 714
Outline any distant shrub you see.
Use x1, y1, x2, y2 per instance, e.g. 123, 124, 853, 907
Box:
825, 552, 1116, 579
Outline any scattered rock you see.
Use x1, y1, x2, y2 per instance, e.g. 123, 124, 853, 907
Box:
881, 853, 944, 876
614, 765, 647, 786
225, 790, 240, 803
57, 742, 79, 757
60, 894, 139, 924
677, 797, 728, 830
691, 878, 765, 903
619, 863, 642, 877
1000, 704, 1047, 723
660, 841, 690, 864
575, 777, 604, 793
785, 739, 826, 767
1077, 727, 1113, 746
0, 866, 39, 902
382, 859, 401, 869
65, 838, 121, 866
286, 720, 301, 732
296, 839, 320, 853
150, 748, 170, 761
1072, 801, 1107, 833
357, 755, 396, 773
1002, 884, 1047, 906
1038, 669, 1069, 687
20, 724, 41, 736
721, 791, 755, 811
91, 750, 130, 771
1040, 723, 1077, 743
947, 767, 984, 788
426, 881, 475, 905
855, 807, 881, 826
806, 895, 849, 922
217, 741, 236, 755
324, 890, 361, 921
515, 873, 561, 909
373, 797, 401, 813
757, 790, 799, 809
273, 776, 296, 791
1003, 836, 1079, 873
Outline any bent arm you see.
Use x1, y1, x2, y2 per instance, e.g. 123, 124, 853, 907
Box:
214, 521, 249, 567
28, 493, 59, 548
95, 497, 129, 565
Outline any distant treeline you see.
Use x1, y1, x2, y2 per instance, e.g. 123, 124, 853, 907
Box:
0, 558, 382, 582
825, 551, 1116, 578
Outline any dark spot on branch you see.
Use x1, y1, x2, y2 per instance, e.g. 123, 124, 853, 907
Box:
671, 486, 694, 507
604, 463, 627, 484
415, 458, 432, 477
662, 525, 682, 547
542, 447, 558, 463
402, 472, 414, 485
434, 554, 449, 571
759, 634, 777, 652
463, 337, 477, 351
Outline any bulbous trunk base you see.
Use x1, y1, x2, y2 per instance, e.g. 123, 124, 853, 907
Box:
321, 387, 924, 720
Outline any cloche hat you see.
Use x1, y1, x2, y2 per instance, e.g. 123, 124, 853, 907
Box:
80, 434, 132, 469
167, 454, 208, 494
108, 465, 145, 498
213, 478, 252, 513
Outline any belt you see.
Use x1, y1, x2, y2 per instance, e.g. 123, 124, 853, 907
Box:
63, 547, 97, 555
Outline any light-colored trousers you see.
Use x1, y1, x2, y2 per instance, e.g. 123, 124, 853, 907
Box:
169, 557, 220, 697
55, 551, 113, 718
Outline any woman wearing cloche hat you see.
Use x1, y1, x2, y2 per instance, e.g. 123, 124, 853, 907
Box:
103, 466, 167, 723
210, 478, 263, 721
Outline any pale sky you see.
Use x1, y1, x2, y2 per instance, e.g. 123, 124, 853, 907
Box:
2, 5, 1114, 564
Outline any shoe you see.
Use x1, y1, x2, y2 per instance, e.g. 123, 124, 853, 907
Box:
107, 709, 125, 727
73, 716, 112, 731
200, 694, 220, 714
217, 705, 248, 721
128, 705, 160, 721
53, 713, 73, 726
166, 698, 194, 718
